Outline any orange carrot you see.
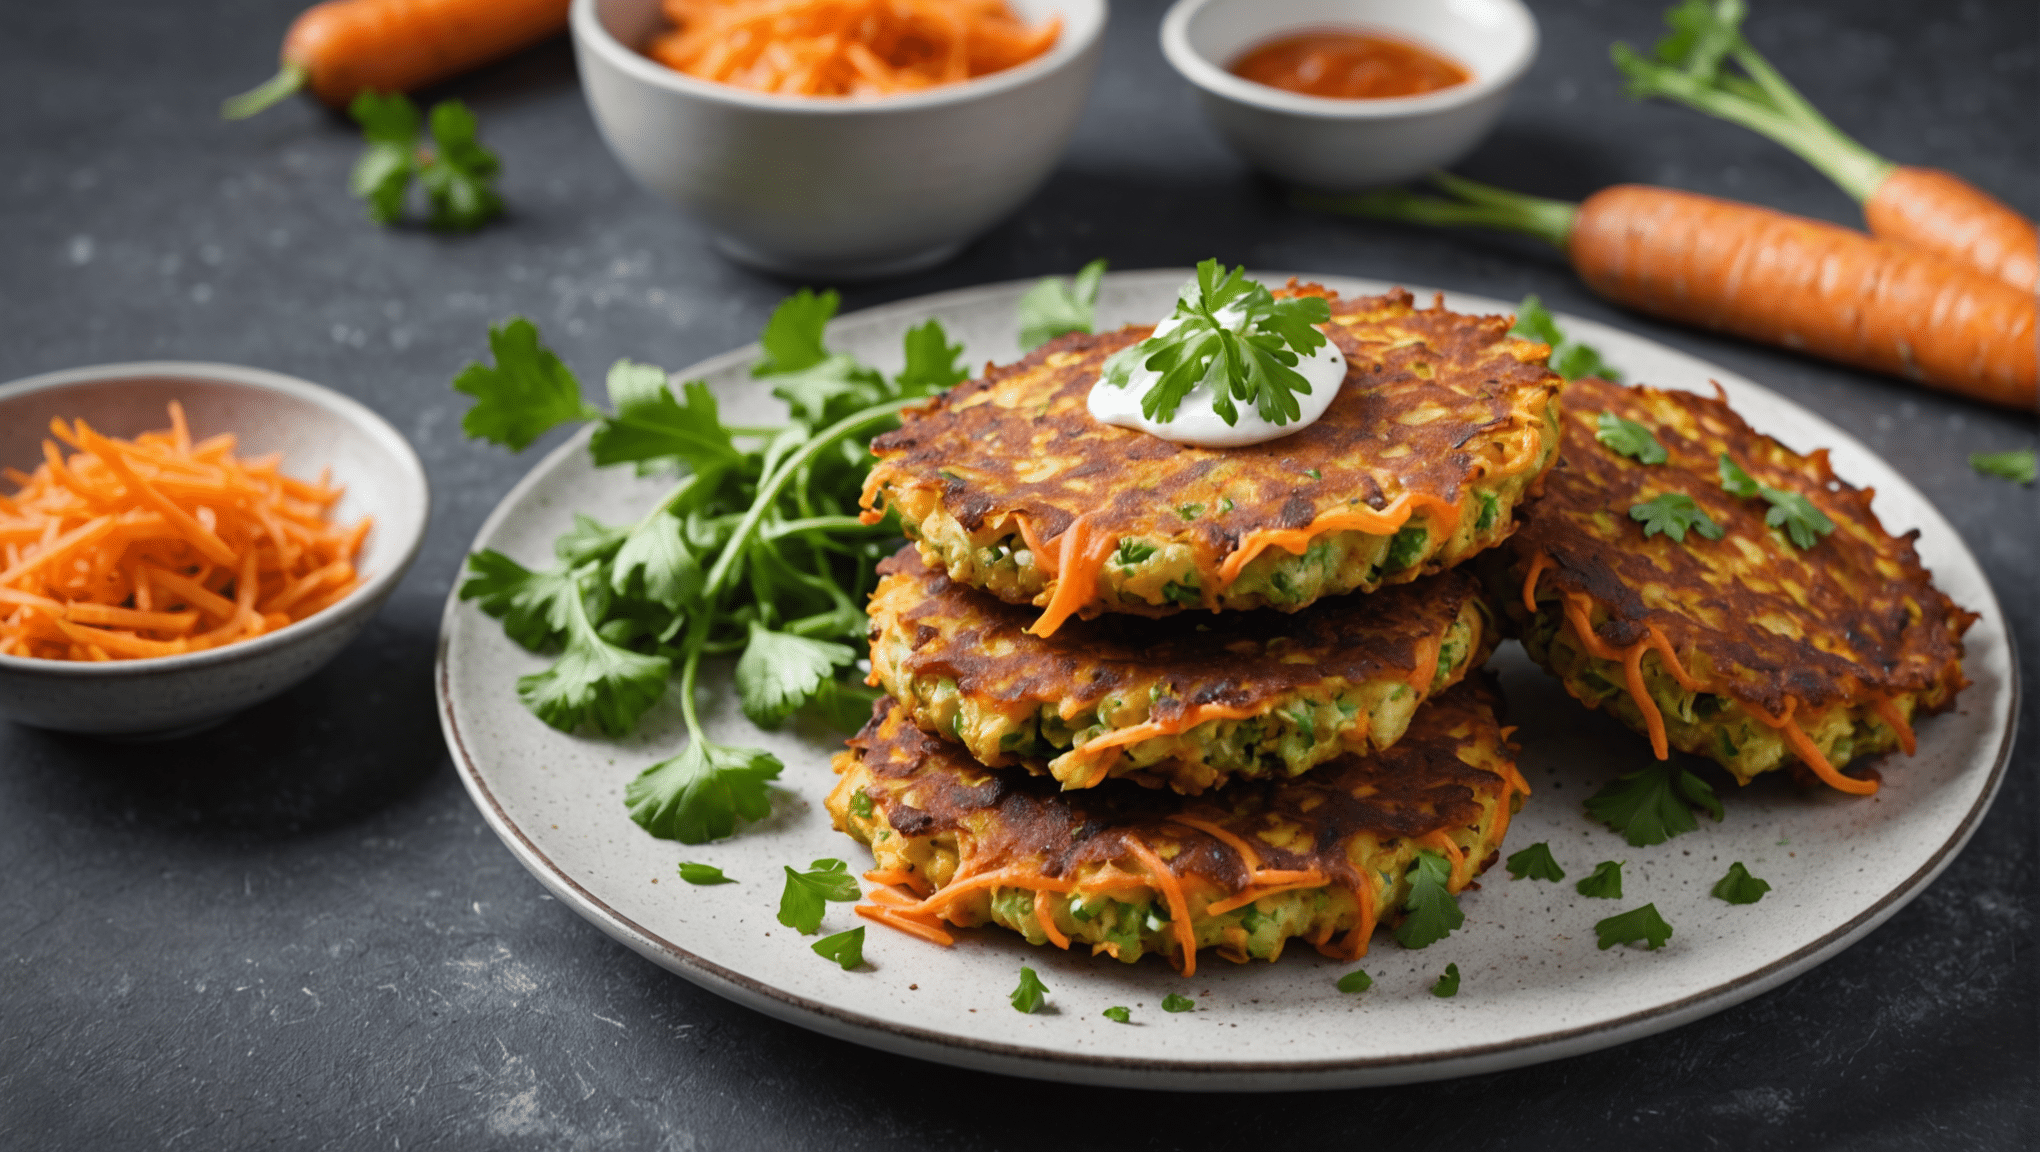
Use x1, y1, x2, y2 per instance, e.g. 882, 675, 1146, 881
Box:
0, 403, 368, 662
1314, 174, 2037, 411
1614, 3, 2037, 291
223, 0, 570, 119
647, 0, 1060, 98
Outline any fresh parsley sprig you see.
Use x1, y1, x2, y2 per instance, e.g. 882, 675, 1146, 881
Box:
1596, 411, 1668, 464
455, 290, 962, 844
349, 92, 502, 231
1629, 492, 1723, 542
1394, 850, 1465, 949
1512, 296, 1623, 382
1719, 454, 1835, 548
778, 858, 861, 934
1018, 258, 1107, 351
1100, 259, 1332, 428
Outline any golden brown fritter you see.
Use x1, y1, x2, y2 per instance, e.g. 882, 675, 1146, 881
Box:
827, 682, 1523, 975
1489, 376, 1974, 793
861, 287, 1562, 632
867, 547, 1492, 793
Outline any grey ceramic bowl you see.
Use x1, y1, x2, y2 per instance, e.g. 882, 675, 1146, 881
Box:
0, 362, 428, 738
1161, 0, 1538, 190
572, 0, 1108, 279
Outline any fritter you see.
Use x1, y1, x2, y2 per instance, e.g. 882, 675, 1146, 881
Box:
861, 287, 1563, 633
1489, 376, 1974, 795
827, 682, 1524, 976
867, 547, 1493, 794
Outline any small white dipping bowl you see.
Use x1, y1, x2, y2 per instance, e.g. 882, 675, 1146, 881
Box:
572, 0, 1108, 279
0, 363, 428, 739
1160, 0, 1538, 190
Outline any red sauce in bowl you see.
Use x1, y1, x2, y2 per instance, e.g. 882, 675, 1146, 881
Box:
1229, 28, 1470, 100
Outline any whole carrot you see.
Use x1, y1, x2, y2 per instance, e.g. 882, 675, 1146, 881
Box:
1615, 0, 2037, 292
1310, 173, 2037, 411
223, 0, 570, 120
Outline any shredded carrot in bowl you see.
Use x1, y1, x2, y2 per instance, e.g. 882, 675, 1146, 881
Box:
647, 0, 1062, 97
0, 403, 369, 662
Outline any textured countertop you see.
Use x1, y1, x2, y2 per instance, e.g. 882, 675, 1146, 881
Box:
2, 1, 2034, 1147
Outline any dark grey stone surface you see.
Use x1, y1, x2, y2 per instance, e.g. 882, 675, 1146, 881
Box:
2, 0, 2034, 1148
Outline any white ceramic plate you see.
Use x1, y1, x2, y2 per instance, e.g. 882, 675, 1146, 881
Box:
435, 272, 2016, 1090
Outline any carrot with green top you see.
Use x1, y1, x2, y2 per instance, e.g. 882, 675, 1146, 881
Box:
1613, 0, 2037, 292
1308, 173, 2035, 411
223, 0, 570, 120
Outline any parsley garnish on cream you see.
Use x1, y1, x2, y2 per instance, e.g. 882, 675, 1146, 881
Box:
1088, 260, 1343, 448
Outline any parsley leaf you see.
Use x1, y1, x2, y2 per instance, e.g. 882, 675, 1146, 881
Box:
590, 365, 741, 473
454, 317, 600, 450
1102, 1005, 1133, 1023
416, 100, 502, 231
1336, 969, 1373, 994
625, 740, 783, 844
1394, 850, 1465, 949
1585, 761, 1722, 846
347, 91, 418, 224
1595, 903, 1674, 951
1712, 862, 1772, 905
1575, 860, 1624, 899
1504, 842, 1565, 882
812, 927, 866, 970
896, 320, 970, 396
1010, 966, 1049, 1013
1100, 259, 1332, 428
804, 678, 885, 735
735, 624, 858, 728
1629, 492, 1724, 542
1431, 963, 1460, 998
609, 509, 702, 612
1970, 448, 2036, 485
1597, 411, 1668, 464
459, 549, 584, 651
1018, 258, 1107, 351
777, 858, 861, 934
1511, 295, 1623, 382
753, 289, 837, 376
678, 862, 733, 885
1718, 454, 1834, 548
1161, 993, 1195, 1013
516, 577, 671, 735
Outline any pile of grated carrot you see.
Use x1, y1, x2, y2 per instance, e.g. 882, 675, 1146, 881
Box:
0, 403, 369, 662
647, 0, 1061, 97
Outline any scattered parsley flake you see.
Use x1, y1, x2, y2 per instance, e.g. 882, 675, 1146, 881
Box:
1161, 993, 1195, 1013
811, 927, 865, 970
1431, 963, 1460, 998
1504, 842, 1565, 882
1017, 258, 1107, 352
626, 741, 783, 845
1102, 1005, 1132, 1024
1010, 966, 1049, 1013
1100, 259, 1332, 428
1629, 492, 1724, 542
1383, 526, 1428, 572
1575, 860, 1625, 899
777, 858, 861, 935
1597, 411, 1668, 465
1336, 969, 1373, 994
677, 862, 733, 885
1394, 850, 1465, 949
1305, 468, 1322, 480
1712, 862, 1772, 905
1114, 539, 1157, 568
1585, 762, 1723, 847
1595, 904, 1674, 951
848, 789, 873, 819
1970, 448, 2035, 485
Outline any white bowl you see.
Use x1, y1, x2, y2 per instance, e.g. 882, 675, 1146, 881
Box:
1160, 0, 1538, 190
572, 0, 1108, 279
0, 363, 429, 739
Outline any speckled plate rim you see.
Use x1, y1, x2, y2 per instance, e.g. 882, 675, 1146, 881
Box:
435, 273, 2017, 1091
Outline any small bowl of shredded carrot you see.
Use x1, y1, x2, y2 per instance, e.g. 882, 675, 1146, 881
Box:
0, 362, 428, 738
571, 0, 1107, 278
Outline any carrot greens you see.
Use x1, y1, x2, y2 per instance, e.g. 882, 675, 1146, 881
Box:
454, 290, 964, 844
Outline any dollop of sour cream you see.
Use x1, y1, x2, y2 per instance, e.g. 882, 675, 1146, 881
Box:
1086, 310, 1346, 448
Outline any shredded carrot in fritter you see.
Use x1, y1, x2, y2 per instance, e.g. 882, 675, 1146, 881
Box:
0, 404, 367, 662
648, 0, 1061, 97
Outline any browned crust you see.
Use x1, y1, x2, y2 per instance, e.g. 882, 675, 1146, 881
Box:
1495, 376, 1974, 715
843, 681, 1510, 889
872, 546, 1488, 731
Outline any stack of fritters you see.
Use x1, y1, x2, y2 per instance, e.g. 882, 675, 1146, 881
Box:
1485, 376, 1974, 795
826, 287, 1566, 974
